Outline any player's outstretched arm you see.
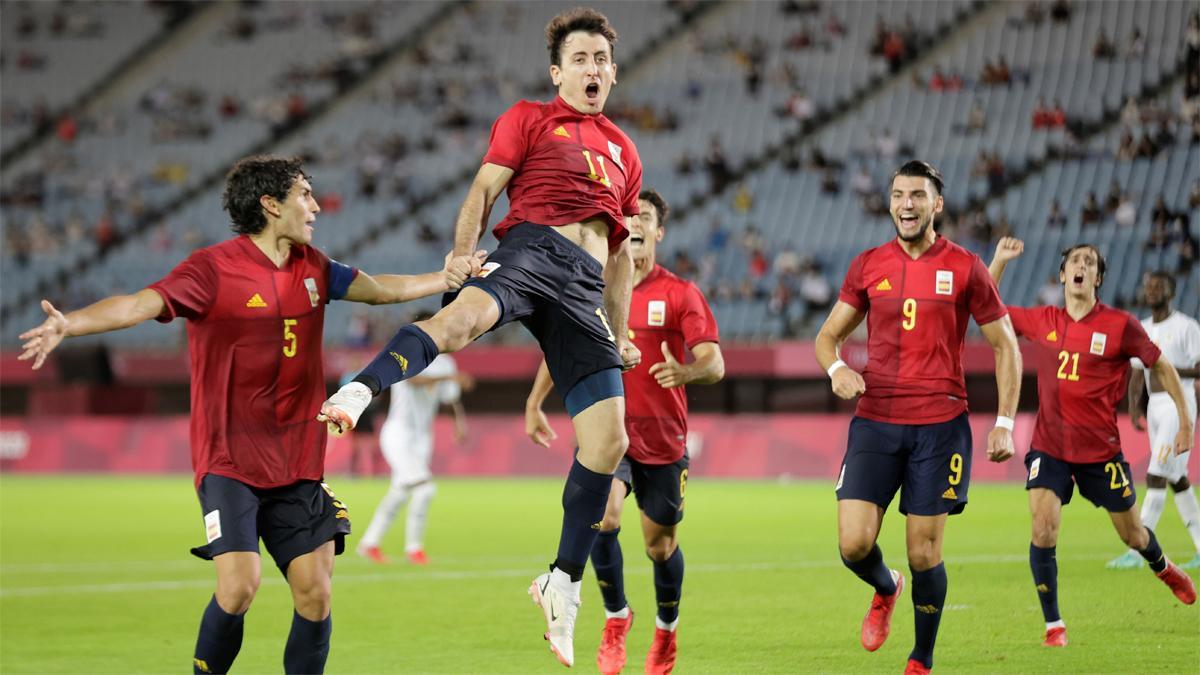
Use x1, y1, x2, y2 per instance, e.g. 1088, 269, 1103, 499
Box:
988, 236, 1024, 286
649, 341, 724, 389
605, 232, 640, 371
1150, 357, 1196, 455
524, 360, 558, 448
445, 163, 513, 290
1127, 364, 1147, 431
815, 301, 867, 400
18, 290, 165, 370
342, 250, 488, 305
980, 315, 1022, 462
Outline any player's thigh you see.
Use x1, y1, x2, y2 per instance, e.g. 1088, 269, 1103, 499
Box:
835, 416, 907, 510
630, 455, 689, 528
259, 480, 351, 577
1024, 449, 1077, 506
1147, 396, 1189, 481
572, 393, 628, 472
422, 287, 503, 349
191, 474, 262, 561
212, 551, 262, 611
285, 540, 336, 598
1073, 453, 1137, 512
901, 413, 973, 517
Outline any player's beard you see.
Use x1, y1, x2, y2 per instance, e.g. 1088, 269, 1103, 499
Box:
892, 215, 932, 242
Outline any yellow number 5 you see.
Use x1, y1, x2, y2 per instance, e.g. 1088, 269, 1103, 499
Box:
902, 298, 917, 331
283, 319, 298, 358
1056, 351, 1080, 381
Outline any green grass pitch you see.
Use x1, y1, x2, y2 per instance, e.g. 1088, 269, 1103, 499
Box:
2, 476, 1197, 673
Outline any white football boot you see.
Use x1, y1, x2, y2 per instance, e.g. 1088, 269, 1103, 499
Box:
529, 571, 581, 667
317, 381, 373, 435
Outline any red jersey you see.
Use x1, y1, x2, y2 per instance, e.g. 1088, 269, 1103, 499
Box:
624, 265, 720, 464
1009, 303, 1161, 463
483, 96, 643, 250
839, 237, 1007, 424
148, 236, 358, 488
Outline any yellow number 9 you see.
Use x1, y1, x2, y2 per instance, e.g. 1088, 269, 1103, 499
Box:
948, 452, 963, 485
902, 298, 917, 331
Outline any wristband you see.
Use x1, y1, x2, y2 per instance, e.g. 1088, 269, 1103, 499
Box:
994, 415, 1015, 431
827, 359, 847, 378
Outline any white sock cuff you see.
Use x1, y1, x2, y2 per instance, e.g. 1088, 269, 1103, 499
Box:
1045, 620, 1065, 630
604, 606, 631, 620
655, 616, 679, 632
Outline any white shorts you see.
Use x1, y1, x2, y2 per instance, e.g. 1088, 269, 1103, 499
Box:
379, 422, 433, 485
1145, 393, 1198, 483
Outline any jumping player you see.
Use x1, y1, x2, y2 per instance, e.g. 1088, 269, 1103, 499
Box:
525, 189, 723, 675
988, 238, 1196, 648
316, 8, 642, 667
815, 161, 1022, 675
1108, 271, 1200, 570
18, 156, 463, 674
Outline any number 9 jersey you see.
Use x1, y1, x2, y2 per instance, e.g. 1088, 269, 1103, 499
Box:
1009, 302, 1161, 463
838, 237, 1007, 425
148, 236, 358, 489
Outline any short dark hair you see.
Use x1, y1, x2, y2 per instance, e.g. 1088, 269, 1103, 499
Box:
222, 155, 307, 235
1147, 269, 1176, 296
1059, 243, 1107, 288
639, 189, 669, 229
892, 160, 945, 196
545, 7, 617, 67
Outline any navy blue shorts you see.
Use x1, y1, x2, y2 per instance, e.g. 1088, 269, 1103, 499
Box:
456, 222, 623, 398
190, 474, 351, 576
614, 454, 690, 527
1024, 449, 1137, 512
835, 413, 973, 516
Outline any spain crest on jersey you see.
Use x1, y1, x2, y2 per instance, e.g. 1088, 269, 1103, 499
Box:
1090, 331, 1107, 355
608, 140, 624, 170
304, 278, 320, 308
648, 300, 666, 326
935, 270, 953, 295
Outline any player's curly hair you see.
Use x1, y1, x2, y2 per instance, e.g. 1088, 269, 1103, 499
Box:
639, 189, 669, 229
223, 155, 307, 235
1059, 243, 1107, 288
892, 160, 945, 196
545, 7, 618, 67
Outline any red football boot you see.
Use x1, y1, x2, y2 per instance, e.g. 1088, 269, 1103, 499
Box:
645, 627, 677, 675
1042, 626, 1068, 647
903, 658, 931, 674
406, 549, 429, 566
596, 609, 633, 675
862, 570, 905, 651
357, 545, 390, 565
1156, 562, 1197, 604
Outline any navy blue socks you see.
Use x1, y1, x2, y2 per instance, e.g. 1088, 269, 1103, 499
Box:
1137, 527, 1168, 573
591, 528, 627, 612
842, 544, 898, 596
193, 595, 244, 674
653, 546, 685, 624
554, 459, 613, 582
1029, 543, 1060, 623
353, 325, 438, 395
908, 563, 947, 669
283, 611, 331, 674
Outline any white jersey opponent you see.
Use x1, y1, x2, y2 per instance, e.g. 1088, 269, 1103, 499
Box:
1137, 311, 1200, 481
379, 354, 461, 483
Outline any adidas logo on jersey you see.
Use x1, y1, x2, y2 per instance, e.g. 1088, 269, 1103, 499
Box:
553, 126, 570, 138
1045, 330, 1058, 342
942, 487, 958, 500
875, 279, 893, 291
246, 293, 268, 308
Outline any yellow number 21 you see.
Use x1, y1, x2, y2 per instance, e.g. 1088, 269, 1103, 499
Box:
902, 298, 917, 331
1056, 351, 1080, 381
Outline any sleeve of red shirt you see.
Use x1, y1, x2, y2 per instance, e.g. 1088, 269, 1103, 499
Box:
481, 102, 531, 170
621, 144, 644, 217
966, 257, 1008, 325
1121, 313, 1161, 367
679, 282, 720, 348
837, 253, 868, 311
148, 250, 217, 322
1005, 305, 1036, 340
309, 246, 359, 301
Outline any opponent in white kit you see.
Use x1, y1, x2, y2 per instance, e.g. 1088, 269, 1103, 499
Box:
1108, 271, 1200, 570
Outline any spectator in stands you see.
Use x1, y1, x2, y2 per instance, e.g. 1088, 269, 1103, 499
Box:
1033, 97, 1053, 129
1081, 192, 1102, 225
733, 183, 754, 213
785, 90, 815, 122
798, 258, 832, 317
1050, 0, 1072, 22
929, 68, 963, 92
705, 136, 732, 193
749, 247, 769, 281
1117, 129, 1138, 160
1121, 96, 1141, 127
1126, 27, 1145, 58
1092, 29, 1116, 60
1047, 199, 1067, 227
741, 223, 764, 253
1104, 181, 1122, 215
673, 250, 699, 279
1115, 193, 1137, 228
1189, 181, 1200, 209
1185, 12, 1200, 65
966, 99, 987, 133
1049, 99, 1067, 128
773, 247, 802, 278
821, 167, 841, 195
1024, 2, 1046, 26
707, 219, 730, 252
851, 165, 874, 198
882, 28, 907, 73
876, 128, 899, 160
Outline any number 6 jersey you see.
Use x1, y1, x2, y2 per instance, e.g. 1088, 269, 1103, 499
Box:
149, 236, 358, 488
1009, 302, 1161, 463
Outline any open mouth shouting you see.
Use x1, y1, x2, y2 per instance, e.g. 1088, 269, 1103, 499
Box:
584, 81, 601, 103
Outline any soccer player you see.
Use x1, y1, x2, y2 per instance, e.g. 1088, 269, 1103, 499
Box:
358, 312, 472, 566
988, 238, 1197, 648
1108, 271, 1200, 570
524, 189, 723, 675
815, 161, 1022, 675
17, 155, 466, 675
316, 8, 642, 667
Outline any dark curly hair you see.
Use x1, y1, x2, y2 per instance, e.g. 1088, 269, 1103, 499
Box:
892, 160, 945, 196
222, 155, 307, 235
1059, 243, 1107, 288
545, 7, 618, 67
639, 189, 669, 229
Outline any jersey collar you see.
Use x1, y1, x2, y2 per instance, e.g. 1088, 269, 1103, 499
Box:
237, 234, 302, 271
890, 235, 946, 262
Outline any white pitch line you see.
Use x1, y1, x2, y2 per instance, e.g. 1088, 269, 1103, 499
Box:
0, 554, 1118, 599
